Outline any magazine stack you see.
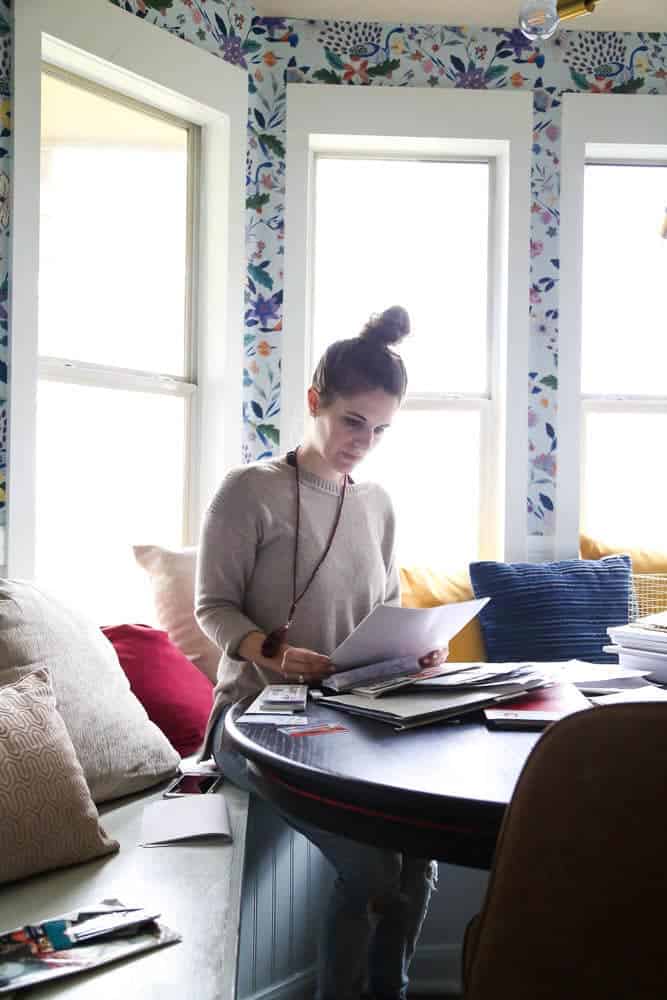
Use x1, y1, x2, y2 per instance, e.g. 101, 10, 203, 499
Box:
606, 611, 667, 685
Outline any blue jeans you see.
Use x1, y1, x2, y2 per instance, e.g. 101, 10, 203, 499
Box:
212, 710, 437, 1000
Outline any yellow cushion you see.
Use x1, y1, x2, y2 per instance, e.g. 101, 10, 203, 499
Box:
399, 566, 487, 663
579, 534, 667, 574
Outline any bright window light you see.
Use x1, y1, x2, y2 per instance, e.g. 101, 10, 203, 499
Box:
39, 72, 189, 375
582, 410, 667, 548
313, 156, 490, 564
36, 69, 195, 622
313, 157, 489, 395
582, 164, 667, 396
581, 161, 667, 550
35, 380, 187, 624
359, 407, 482, 567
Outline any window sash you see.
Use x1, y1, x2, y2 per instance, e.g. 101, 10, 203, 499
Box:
40, 63, 200, 382
36, 65, 200, 560
311, 151, 495, 400
38, 357, 197, 396
283, 84, 532, 563
11, 1, 248, 578
399, 395, 498, 559
36, 367, 197, 562
309, 150, 499, 561
580, 398, 667, 544
557, 93, 667, 559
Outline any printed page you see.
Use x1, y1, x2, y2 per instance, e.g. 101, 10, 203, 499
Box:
330, 598, 489, 670
141, 794, 232, 846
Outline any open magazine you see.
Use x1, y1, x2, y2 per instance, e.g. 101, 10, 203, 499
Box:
322, 655, 460, 696
0, 899, 180, 994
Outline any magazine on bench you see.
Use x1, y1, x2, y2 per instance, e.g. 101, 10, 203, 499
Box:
0, 899, 180, 993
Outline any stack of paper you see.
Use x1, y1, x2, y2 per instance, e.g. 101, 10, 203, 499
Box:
320, 682, 548, 731
322, 655, 421, 695
237, 684, 310, 726
414, 662, 548, 694
607, 612, 667, 684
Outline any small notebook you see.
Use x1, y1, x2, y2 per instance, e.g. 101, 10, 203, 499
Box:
245, 685, 307, 714
141, 793, 232, 846
483, 682, 591, 730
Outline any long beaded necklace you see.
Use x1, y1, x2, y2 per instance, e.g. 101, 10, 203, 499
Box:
260, 448, 348, 658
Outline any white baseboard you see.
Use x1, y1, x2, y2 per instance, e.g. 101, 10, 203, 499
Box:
242, 966, 316, 1000
241, 943, 462, 999
409, 942, 463, 995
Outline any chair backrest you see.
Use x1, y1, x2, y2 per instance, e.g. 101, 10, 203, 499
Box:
463, 703, 667, 1000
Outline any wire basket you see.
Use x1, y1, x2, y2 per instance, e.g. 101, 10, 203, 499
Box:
629, 574, 667, 622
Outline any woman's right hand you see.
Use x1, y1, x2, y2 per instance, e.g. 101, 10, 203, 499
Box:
239, 631, 334, 684
279, 645, 335, 685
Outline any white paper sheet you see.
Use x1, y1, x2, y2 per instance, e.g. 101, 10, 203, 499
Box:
237, 713, 311, 726
549, 659, 650, 682
141, 794, 232, 846
330, 598, 489, 670
590, 686, 667, 706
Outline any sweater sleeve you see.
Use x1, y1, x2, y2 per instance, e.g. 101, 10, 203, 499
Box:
195, 470, 263, 660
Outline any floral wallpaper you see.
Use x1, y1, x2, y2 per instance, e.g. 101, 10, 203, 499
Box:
238, 19, 667, 537
4, 2, 667, 547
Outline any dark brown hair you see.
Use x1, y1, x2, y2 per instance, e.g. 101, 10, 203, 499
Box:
311, 305, 410, 406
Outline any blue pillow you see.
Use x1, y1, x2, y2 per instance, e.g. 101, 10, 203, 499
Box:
469, 556, 632, 664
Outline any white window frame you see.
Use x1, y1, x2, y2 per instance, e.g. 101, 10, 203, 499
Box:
283, 85, 532, 562
10, 0, 247, 578
39, 63, 200, 553
559, 94, 667, 559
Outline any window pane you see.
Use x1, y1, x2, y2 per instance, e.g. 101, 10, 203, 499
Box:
39, 72, 189, 374
582, 164, 667, 395
356, 408, 481, 567
582, 410, 667, 548
313, 158, 489, 394
35, 381, 187, 624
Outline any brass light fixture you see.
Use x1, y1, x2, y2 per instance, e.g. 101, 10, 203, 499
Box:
557, 0, 599, 22
519, 0, 601, 41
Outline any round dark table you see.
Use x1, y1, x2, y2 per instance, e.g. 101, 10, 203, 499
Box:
225, 699, 542, 868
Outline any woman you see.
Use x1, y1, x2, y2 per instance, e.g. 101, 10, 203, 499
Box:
196, 306, 436, 1000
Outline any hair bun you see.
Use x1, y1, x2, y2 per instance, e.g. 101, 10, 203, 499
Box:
360, 305, 410, 348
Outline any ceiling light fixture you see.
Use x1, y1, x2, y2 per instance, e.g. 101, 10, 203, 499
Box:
519, 0, 601, 42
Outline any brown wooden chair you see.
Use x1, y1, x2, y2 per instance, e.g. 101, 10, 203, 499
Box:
463, 703, 667, 999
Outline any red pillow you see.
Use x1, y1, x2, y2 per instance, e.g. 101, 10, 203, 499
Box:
102, 625, 214, 757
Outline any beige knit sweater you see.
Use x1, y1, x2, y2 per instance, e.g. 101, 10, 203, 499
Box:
195, 455, 400, 755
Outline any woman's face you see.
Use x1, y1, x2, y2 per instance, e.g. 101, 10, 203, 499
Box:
307, 387, 400, 477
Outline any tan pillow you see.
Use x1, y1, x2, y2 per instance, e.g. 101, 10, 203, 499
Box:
580, 534, 667, 574
0, 579, 180, 803
133, 545, 220, 683
399, 565, 487, 663
0, 669, 118, 885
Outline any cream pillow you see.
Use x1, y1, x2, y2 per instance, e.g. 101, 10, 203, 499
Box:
133, 545, 220, 683
0, 579, 180, 803
0, 669, 119, 885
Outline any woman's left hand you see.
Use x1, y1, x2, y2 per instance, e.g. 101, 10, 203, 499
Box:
418, 646, 449, 669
